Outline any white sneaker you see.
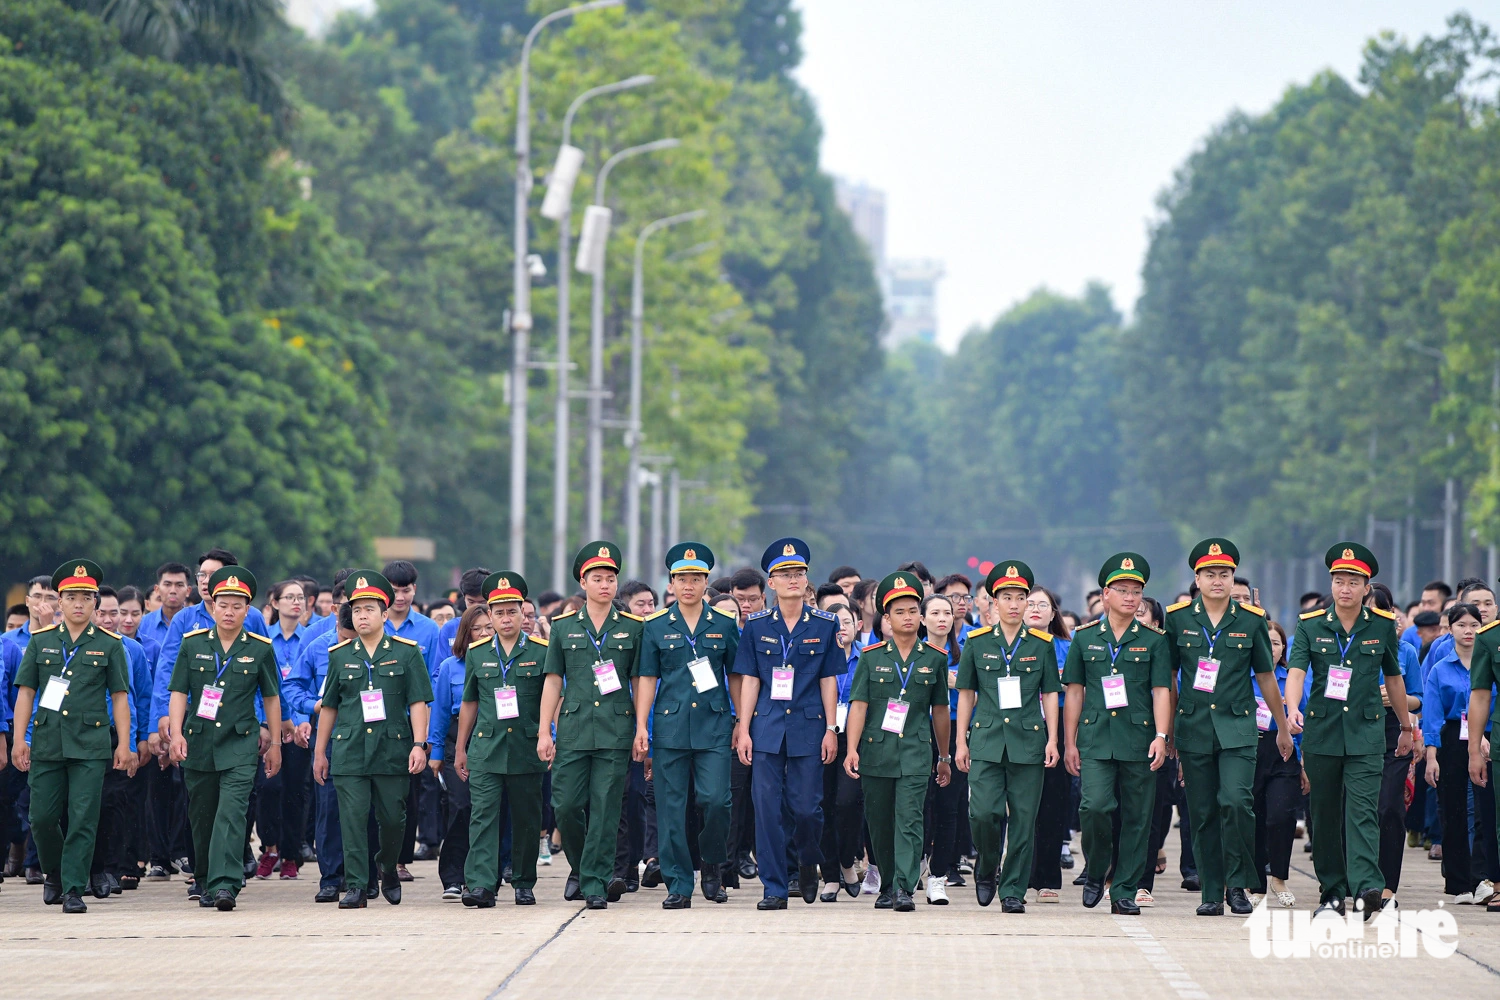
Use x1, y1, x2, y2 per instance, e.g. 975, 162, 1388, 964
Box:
1135, 888, 1154, 907
442, 884, 462, 901
862, 865, 881, 895
1454, 891, 1475, 905
926, 876, 949, 905
537, 837, 552, 866
1475, 880, 1495, 905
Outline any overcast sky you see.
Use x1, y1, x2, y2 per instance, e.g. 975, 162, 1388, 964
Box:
286, 1, 1485, 347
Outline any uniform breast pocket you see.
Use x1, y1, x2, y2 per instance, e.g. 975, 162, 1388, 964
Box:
607, 637, 634, 657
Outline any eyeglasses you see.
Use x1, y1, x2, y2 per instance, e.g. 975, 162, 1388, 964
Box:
1025, 601, 1052, 611
944, 593, 973, 604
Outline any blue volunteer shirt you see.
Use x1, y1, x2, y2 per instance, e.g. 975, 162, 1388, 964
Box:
270, 622, 309, 724
151, 602, 270, 725
1421, 646, 1493, 746
428, 654, 466, 761
386, 609, 444, 683
283, 626, 342, 722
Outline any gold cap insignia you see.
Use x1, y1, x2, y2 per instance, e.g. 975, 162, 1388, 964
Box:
224, 575, 240, 590
1342, 548, 1354, 560
895, 576, 906, 588
1121, 557, 1134, 571
783, 543, 796, 556
356, 576, 368, 589
598, 546, 610, 559
683, 548, 696, 560
74, 565, 87, 577
1006, 565, 1018, 577
497, 577, 510, 590
1208, 543, 1221, 556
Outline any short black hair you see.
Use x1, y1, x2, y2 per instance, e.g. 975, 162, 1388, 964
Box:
730, 568, 765, 592
1368, 583, 1395, 612
851, 578, 878, 604
7, 603, 28, 618
1085, 588, 1102, 601
1139, 596, 1164, 628
97, 585, 118, 601
117, 585, 145, 607
897, 561, 933, 585
426, 599, 455, 616
1412, 610, 1441, 628
383, 560, 418, 588
331, 567, 354, 600
1448, 602, 1482, 626
156, 562, 191, 582
337, 601, 355, 631
1405, 599, 1422, 614
1298, 591, 1325, 609
1422, 580, 1453, 599
827, 565, 860, 584
197, 548, 237, 568
458, 567, 491, 600
1459, 579, 1495, 601
26, 574, 52, 592
619, 580, 657, 603
1233, 576, 1251, 588
934, 573, 972, 594
707, 576, 734, 594
814, 583, 845, 604
536, 590, 563, 607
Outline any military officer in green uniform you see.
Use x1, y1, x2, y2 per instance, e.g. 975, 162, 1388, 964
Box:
955, 561, 1060, 913
1165, 539, 1293, 916
538, 541, 643, 909
11, 560, 135, 913
454, 571, 548, 907
1467, 614, 1500, 913
168, 567, 283, 911
844, 571, 951, 912
1062, 552, 1173, 915
1286, 542, 1413, 919
312, 570, 433, 909
634, 542, 741, 909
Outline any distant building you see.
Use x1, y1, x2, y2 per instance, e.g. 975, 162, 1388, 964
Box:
833, 177, 943, 349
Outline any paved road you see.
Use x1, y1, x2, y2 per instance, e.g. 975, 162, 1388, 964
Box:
2, 832, 1497, 999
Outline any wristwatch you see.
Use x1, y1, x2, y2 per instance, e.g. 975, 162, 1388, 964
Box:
937, 754, 953, 764
414, 742, 430, 754
825, 724, 836, 732
1155, 731, 1169, 741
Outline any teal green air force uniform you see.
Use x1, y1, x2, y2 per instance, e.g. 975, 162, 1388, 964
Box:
1165, 538, 1280, 908
323, 627, 433, 892
170, 612, 280, 899
958, 622, 1060, 900
546, 542, 643, 901
849, 628, 949, 899
16, 560, 130, 902
639, 597, 740, 899
1290, 601, 1402, 904
461, 625, 548, 894
1470, 621, 1500, 881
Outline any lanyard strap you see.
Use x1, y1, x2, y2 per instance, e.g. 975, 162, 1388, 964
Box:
682, 625, 701, 659
492, 635, 524, 685
891, 646, 919, 695
60, 642, 79, 672
211, 650, 230, 686
584, 621, 607, 663
778, 633, 792, 666
1335, 630, 1359, 662
363, 660, 376, 689
1105, 639, 1124, 671
998, 631, 1024, 675
1201, 628, 1223, 658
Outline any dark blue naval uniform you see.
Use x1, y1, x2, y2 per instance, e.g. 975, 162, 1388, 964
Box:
731, 602, 841, 899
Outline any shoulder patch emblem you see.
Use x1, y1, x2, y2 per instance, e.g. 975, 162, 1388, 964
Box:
1478, 619, 1500, 634
529, 635, 549, 646
1028, 627, 1053, 642
101, 628, 123, 640
862, 640, 887, 652
1138, 621, 1165, 635
925, 641, 949, 656
552, 608, 577, 620
1165, 600, 1191, 613
32, 623, 58, 634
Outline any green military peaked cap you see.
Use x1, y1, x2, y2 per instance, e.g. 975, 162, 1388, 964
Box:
346, 569, 393, 607
1099, 552, 1150, 588
52, 559, 103, 594
877, 571, 923, 609
1326, 541, 1378, 579
207, 566, 257, 602
482, 572, 528, 605
573, 541, 622, 581
665, 541, 714, 576
985, 560, 1034, 594
1189, 538, 1239, 572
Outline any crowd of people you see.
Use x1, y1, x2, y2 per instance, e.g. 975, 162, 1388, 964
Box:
0, 534, 1496, 920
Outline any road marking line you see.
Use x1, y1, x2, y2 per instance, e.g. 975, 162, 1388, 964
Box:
1113, 914, 1210, 999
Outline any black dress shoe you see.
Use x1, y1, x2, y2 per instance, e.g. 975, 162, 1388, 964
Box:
738, 859, 758, 880
946, 870, 967, 887
380, 869, 402, 905
720, 862, 740, 889
787, 874, 800, 895
1059, 851, 1075, 870
214, 889, 236, 911
199, 892, 216, 908
892, 889, 915, 912
844, 875, 861, 898
1081, 878, 1105, 909
25, 867, 45, 885
641, 859, 663, 888
1181, 873, 1201, 892
625, 878, 639, 893
62, 891, 88, 914
1001, 896, 1026, 913
512, 886, 534, 906
119, 874, 139, 890
89, 873, 111, 899
874, 891, 894, 909
108, 873, 122, 894
701, 870, 726, 903
1314, 897, 1345, 917
799, 865, 819, 904
564, 872, 582, 901
606, 877, 626, 902
1072, 872, 1089, 886
364, 882, 379, 899
315, 884, 340, 903
461, 887, 482, 907
1196, 901, 1224, 916
186, 881, 203, 901
42, 875, 61, 905
1226, 888, 1253, 915
501, 864, 512, 884
1358, 888, 1386, 922
585, 895, 607, 909
755, 895, 787, 910
975, 878, 997, 907
338, 887, 367, 908
1111, 898, 1141, 915
662, 892, 692, 909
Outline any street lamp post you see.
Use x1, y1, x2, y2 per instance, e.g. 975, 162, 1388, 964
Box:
581, 137, 680, 541
624, 210, 706, 578
510, 0, 623, 574
542, 73, 654, 592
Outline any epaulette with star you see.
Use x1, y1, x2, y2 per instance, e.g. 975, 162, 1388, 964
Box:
391, 634, 420, 646
183, 628, 210, 638
646, 608, 671, 621
1368, 606, 1396, 621
1138, 621, 1165, 635
249, 632, 274, 642
1238, 603, 1266, 617
1028, 627, 1053, 642
1299, 609, 1325, 620
811, 607, 837, 621
966, 626, 992, 638
746, 608, 772, 621
1165, 600, 1192, 613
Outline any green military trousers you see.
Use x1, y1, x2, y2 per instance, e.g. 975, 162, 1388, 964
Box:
333, 773, 408, 891
968, 756, 1045, 899
1079, 758, 1157, 903
653, 745, 732, 897
466, 770, 545, 892
183, 762, 256, 896
863, 774, 928, 896
1178, 743, 1257, 904
551, 748, 629, 898
1303, 751, 1382, 903
29, 757, 107, 896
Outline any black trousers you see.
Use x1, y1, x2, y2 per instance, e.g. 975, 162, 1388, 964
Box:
819, 731, 863, 882
1436, 722, 1500, 894
1377, 712, 1412, 892
148, 761, 192, 866
1140, 759, 1194, 891
614, 760, 650, 880
727, 755, 755, 863
254, 741, 310, 853
1253, 732, 1301, 886
90, 730, 134, 875
438, 733, 471, 888
1029, 761, 1070, 890
927, 723, 968, 878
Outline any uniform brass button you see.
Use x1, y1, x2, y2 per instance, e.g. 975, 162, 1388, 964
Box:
476, 732, 483, 737
66, 671, 72, 677
367, 727, 373, 733
216, 722, 221, 728
62, 710, 68, 716
898, 733, 904, 738
785, 708, 791, 714
663, 709, 669, 714
1343, 706, 1348, 712
507, 728, 513, 733
1034, 725, 1040, 730
1003, 718, 1009, 723
595, 701, 600, 707
1209, 704, 1215, 710
691, 702, 697, 708
1111, 711, 1117, 717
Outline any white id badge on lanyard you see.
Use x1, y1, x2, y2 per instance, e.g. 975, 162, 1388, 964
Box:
1324, 666, 1351, 701
1460, 711, 1470, 741
1102, 674, 1128, 709
1193, 657, 1220, 693
39, 675, 69, 712
361, 688, 387, 722
771, 668, 794, 700
688, 657, 718, 693
594, 660, 621, 695
881, 698, 909, 733
495, 686, 520, 719
998, 675, 1023, 710
1255, 697, 1272, 732
196, 685, 224, 720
